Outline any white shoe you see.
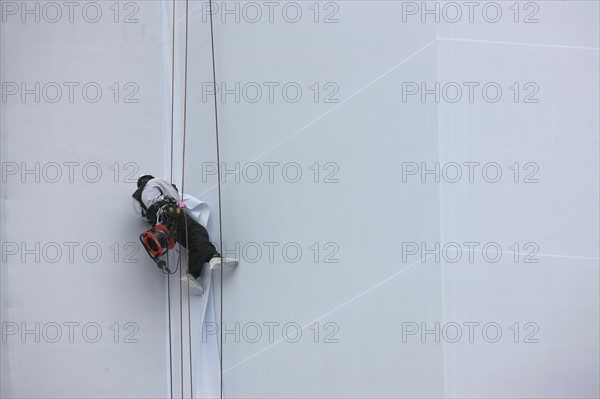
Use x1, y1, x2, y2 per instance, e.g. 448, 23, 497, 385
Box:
181, 274, 204, 296
209, 257, 238, 269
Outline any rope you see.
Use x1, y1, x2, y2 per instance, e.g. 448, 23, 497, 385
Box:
167, 0, 176, 397
179, 246, 184, 399
206, 0, 225, 396
169, 0, 175, 185
181, 0, 194, 397
184, 213, 193, 399
167, 274, 173, 399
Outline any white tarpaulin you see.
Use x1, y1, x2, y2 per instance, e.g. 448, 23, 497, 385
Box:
165, 196, 222, 399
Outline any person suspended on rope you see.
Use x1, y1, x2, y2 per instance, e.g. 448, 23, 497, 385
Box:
132, 174, 238, 295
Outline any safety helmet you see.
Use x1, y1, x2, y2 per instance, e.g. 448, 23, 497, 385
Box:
137, 174, 154, 188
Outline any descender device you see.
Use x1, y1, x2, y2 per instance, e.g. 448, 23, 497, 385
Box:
139, 202, 181, 273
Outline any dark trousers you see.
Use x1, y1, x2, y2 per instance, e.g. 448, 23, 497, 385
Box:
175, 212, 219, 278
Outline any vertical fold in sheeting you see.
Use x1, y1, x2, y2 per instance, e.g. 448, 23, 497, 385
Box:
161, 1, 222, 397
182, 199, 221, 398
194, 268, 223, 397
165, 200, 222, 399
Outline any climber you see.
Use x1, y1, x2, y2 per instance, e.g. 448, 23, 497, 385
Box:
132, 174, 237, 295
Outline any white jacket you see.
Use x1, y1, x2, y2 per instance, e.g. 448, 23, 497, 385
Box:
141, 178, 180, 209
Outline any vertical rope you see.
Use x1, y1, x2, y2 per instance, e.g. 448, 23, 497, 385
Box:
167, 1, 176, 397
181, 0, 194, 397
207, 0, 224, 397
184, 214, 193, 399
169, 3, 184, 394
179, 251, 184, 399
180, 0, 188, 198
169, 0, 175, 185
166, 275, 173, 399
